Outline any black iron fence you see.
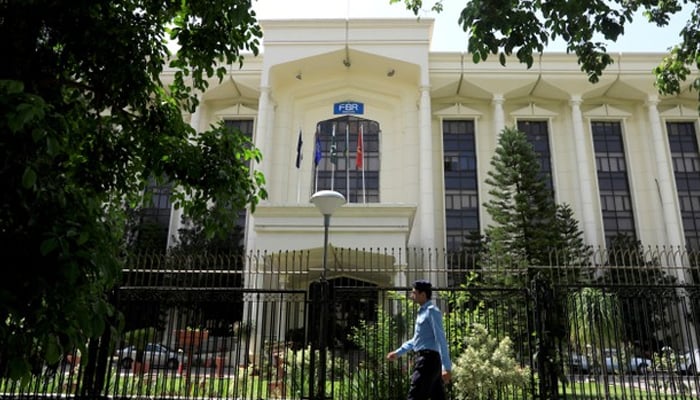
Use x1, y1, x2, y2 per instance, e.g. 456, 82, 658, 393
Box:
2, 246, 700, 399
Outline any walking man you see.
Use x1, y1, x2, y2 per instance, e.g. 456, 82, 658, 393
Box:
386, 280, 452, 400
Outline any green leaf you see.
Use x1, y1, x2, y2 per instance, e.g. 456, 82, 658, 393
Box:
44, 336, 62, 364
40, 238, 59, 256
21, 167, 36, 188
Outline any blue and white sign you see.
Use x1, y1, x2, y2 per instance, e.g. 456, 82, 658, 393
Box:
334, 101, 364, 115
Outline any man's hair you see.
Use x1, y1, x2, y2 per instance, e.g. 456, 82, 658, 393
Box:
413, 280, 432, 299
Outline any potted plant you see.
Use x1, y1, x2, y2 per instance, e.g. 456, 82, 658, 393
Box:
176, 327, 209, 350
233, 321, 255, 367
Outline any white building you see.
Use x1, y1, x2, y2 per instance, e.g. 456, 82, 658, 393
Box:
154, 18, 699, 283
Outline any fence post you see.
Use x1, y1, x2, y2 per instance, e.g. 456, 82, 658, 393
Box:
531, 273, 560, 400
308, 280, 332, 400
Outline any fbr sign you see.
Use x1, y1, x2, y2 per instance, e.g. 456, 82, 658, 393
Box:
334, 101, 364, 115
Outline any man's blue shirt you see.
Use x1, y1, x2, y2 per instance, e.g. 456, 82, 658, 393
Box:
394, 300, 452, 371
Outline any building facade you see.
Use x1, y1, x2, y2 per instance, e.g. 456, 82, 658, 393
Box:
153, 18, 699, 286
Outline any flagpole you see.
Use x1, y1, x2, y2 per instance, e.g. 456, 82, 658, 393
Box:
314, 124, 321, 193
345, 122, 349, 202
296, 128, 303, 204
330, 123, 336, 191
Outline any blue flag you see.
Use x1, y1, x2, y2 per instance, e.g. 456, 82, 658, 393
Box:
314, 128, 322, 167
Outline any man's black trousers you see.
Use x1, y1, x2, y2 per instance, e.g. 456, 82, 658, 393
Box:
407, 350, 445, 400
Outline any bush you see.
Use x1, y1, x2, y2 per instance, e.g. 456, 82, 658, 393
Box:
452, 323, 530, 400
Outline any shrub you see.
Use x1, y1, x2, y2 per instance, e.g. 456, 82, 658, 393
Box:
452, 323, 530, 400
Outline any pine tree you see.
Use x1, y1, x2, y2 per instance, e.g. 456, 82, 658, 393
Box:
483, 126, 558, 276
553, 203, 593, 283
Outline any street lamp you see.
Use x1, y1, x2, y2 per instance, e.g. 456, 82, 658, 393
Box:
310, 190, 346, 281
309, 189, 345, 400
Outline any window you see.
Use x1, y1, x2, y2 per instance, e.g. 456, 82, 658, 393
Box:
592, 121, 637, 246
442, 120, 479, 252
136, 177, 174, 250
517, 120, 554, 194
224, 119, 255, 237
313, 117, 380, 203
667, 121, 700, 251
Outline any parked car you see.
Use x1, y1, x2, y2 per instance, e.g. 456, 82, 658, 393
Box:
678, 349, 700, 375
569, 352, 590, 373
603, 348, 652, 374
568, 349, 651, 374
115, 343, 186, 370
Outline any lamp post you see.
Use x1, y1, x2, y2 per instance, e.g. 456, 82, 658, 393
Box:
309, 190, 345, 400
310, 190, 346, 280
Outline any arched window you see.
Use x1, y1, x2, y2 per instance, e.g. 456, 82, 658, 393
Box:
312, 116, 380, 203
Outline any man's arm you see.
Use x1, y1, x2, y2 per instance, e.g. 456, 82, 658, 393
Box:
429, 308, 452, 372
387, 337, 415, 360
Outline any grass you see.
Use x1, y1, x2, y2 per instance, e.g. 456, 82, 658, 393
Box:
3, 366, 699, 399
561, 376, 699, 400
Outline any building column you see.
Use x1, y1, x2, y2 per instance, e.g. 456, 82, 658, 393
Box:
648, 98, 699, 350
419, 85, 435, 249
492, 94, 505, 134
256, 86, 272, 178
647, 96, 684, 248
570, 96, 600, 246
167, 102, 204, 248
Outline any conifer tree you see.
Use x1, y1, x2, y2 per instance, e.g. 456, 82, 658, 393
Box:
482, 126, 590, 398
554, 203, 593, 282
483, 126, 558, 277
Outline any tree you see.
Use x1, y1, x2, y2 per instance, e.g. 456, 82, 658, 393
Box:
483, 126, 558, 278
553, 203, 594, 282
568, 286, 621, 398
392, 0, 700, 101
599, 234, 678, 351
482, 126, 590, 398
0, 0, 266, 380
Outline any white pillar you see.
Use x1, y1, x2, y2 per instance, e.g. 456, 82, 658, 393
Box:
570, 96, 600, 246
256, 86, 272, 179
167, 103, 204, 248
244, 86, 272, 271
419, 86, 435, 249
647, 96, 684, 248
492, 94, 505, 134
647, 98, 699, 350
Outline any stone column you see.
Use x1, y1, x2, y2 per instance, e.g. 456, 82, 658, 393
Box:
492, 94, 505, 135
419, 85, 435, 249
256, 86, 272, 178
647, 96, 683, 247
167, 101, 204, 248
570, 96, 600, 246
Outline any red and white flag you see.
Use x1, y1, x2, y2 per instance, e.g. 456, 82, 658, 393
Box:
356, 123, 364, 169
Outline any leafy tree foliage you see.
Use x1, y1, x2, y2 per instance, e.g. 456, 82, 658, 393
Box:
598, 234, 678, 350
392, 0, 700, 99
0, 0, 266, 380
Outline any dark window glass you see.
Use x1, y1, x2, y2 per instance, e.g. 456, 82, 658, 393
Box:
517, 120, 554, 194
224, 119, 255, 233
592, 121, 637, 246
313, 117, 380, 203
138, 177, 174, 249
667, 121, 700, 251
442, 120, 479, 253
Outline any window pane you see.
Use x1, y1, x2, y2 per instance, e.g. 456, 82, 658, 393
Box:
442, 119, 479, 255
667, 121, 700, 249
592, 121, 637, 241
